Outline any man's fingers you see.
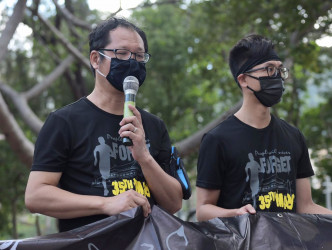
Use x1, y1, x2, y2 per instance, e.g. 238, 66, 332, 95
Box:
135, 196, 151, 217
128, 190, 151, 217
128, 104, 142, 123
244, 204, 256, 214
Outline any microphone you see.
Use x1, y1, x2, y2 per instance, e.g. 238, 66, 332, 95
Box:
123, 76, 139, 146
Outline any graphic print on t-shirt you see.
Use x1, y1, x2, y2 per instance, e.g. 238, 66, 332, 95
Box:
92, 134, 151, 198
93, 137, 112, 196
243, 149, 295, 212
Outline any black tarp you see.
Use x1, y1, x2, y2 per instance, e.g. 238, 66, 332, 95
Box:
1, 205, 332, 249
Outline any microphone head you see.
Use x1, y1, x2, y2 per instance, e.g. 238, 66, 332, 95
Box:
123, 76, 139, 93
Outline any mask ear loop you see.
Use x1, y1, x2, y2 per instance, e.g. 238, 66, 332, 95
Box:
96, 51, 110, 78
243, 74, 262, 93
247, 85, 256, 93
96, 69, 106, 77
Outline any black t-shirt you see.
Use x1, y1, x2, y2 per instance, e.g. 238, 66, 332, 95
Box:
32, 97, 172, 231
196, 115, 314, 213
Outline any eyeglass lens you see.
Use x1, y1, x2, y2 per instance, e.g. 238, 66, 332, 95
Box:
115, 49, 148, 62
267, 66, 288, 79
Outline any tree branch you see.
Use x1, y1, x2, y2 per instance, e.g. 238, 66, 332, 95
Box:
0, 91, 34, 167
175, 99, 242, 156
0, 56, 75, 134
28, 7, 90, 70
0, 83, 43, 134
0, 0, 27, 61
24, 55, 75, 99
52, 0, 92, 30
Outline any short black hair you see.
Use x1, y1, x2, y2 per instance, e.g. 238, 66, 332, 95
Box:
89, 17, 148, 75
229, 34, 276, 84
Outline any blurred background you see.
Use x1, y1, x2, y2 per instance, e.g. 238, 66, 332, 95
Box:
0, 0, 331, 239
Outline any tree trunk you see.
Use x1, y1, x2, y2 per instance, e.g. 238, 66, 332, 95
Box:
11, 199, 18, 239
35, 216, 41, 236
0, 92, 34, 167
0, 0, 27, 61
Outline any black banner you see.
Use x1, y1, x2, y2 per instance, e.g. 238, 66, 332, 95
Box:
1, 206, 332, 249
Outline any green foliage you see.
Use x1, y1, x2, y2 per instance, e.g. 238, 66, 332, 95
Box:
299, 48, 332, 205
132, 4, 215, 141
1, 0, 332, 237
131, 0, 332, 209
0, 0, 94, 238
0, 142, 29, 238
132, 2, 240, 144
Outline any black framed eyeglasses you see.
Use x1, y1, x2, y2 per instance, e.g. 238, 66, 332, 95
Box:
98, 48, 151, 63
245, 66, 289, 80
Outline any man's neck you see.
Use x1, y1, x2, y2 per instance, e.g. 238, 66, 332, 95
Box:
234, 102, 271, 129
87, 80, 125, 115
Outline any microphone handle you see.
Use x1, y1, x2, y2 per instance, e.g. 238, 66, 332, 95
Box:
123, 93, 136, 146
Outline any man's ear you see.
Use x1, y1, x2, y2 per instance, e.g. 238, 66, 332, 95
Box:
90, 50, 99, 69
237, 74, 247, 89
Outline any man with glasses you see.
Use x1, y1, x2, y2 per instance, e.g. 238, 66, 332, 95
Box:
25, 17, 183, 232
196, 34, 332, 221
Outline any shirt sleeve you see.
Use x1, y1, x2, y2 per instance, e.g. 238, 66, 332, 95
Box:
155, 120, 172, 174
31, 112, 71, 172
196, 132, 224, 189
140, 109, 172, 174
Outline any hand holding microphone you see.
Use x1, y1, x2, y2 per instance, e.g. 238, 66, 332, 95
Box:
122, 76, 139, 146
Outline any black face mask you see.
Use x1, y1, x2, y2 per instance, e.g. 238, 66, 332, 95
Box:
97, 57, 146, 92
247, 76, 285, 107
